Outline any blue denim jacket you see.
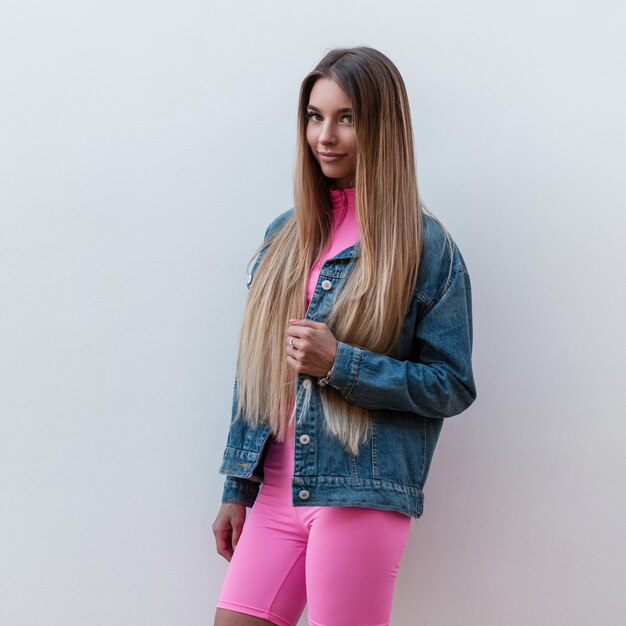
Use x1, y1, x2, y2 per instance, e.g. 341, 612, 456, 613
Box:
219, 208, 476, 518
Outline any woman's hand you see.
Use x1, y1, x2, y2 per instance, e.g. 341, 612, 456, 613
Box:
286, 318, 338, 378
212, 503, 246, 562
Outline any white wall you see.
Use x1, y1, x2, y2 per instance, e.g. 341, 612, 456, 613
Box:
1, 1, 624, 625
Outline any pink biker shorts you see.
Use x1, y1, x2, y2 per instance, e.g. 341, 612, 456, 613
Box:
216, 422, 412, 626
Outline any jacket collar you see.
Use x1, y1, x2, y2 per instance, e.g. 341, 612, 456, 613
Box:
328, 241, 360, 261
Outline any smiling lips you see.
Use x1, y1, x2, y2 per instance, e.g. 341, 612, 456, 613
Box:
318, 152, 347, 162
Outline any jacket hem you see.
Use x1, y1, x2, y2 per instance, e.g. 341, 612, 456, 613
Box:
291, 475, 424, 518
222, 475, 261, 508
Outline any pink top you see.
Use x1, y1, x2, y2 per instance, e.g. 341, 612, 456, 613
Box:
283, 187, 359, 442
306, 187, 359, 307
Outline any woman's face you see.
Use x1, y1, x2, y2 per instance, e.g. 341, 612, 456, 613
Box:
306, 78, 356, 190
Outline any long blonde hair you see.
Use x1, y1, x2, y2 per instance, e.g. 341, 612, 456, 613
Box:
235, 47, 423, 455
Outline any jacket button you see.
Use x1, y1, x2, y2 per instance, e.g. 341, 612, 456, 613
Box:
246, 273, 252, 285
299, 434, 310, 445
299, 489, 310, 500
321, 279, 332, 290
302, 378, 311, 390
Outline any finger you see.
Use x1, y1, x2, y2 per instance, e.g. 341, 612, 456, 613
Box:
289, 318, 322, 328
288, 337, 312, 354
215, 528, 234, 562
287, 325, 315, 340
286, 355, 303, 372
231, 507, 246, 548
287, 343, 307, 360
232, 520, 244, 551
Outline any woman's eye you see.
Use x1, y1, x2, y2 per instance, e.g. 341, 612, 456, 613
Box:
306, 111, 353, 124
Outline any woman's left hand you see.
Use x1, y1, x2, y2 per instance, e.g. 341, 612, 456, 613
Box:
286, 318, 338, 377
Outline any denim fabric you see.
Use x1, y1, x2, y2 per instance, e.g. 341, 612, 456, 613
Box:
219, 208, 476, 518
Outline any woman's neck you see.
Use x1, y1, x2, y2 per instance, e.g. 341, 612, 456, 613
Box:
329, 186, 356, 223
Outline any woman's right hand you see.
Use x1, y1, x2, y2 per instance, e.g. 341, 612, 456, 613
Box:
212, 503, 246, 562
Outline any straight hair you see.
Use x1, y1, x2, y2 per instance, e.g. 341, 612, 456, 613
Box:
235, 47, 423, 455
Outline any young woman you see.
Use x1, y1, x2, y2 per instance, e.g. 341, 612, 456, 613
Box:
212, 46, 476, 626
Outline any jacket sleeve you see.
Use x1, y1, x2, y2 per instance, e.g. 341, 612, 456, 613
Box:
219, 378, 265, 508
324, 265, 476, 417
246, 208, 294, 289
220, 210, 295, 505
221, 475, 261, 508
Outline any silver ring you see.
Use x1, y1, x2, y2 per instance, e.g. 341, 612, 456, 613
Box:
288, 337, 295, 350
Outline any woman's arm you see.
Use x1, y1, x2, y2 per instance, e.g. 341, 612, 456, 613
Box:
287, 264, 476, 418
325, 266, 476, 417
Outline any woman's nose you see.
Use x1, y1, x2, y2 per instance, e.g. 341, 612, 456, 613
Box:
318, 121, 336, 145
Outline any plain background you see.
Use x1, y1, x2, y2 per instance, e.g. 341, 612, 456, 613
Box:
1, 1, 625, 625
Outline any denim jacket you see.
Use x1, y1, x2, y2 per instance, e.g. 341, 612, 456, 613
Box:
219, 208, 476, 518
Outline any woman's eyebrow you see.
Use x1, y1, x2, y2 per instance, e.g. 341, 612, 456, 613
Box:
306, 104, 353, 113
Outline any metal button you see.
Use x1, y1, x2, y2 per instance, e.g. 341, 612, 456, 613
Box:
299, 434, 310, 445
299, 489, 310, 500
302, 378, 311, 390
246, 273, 252, 285
321, 279, 332, 290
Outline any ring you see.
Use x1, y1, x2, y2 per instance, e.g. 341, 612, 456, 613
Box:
288, 337, 295, 349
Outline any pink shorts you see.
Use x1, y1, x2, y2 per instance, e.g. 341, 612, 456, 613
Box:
216, 423, 412, 626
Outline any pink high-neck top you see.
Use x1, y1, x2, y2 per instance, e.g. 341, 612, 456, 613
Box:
306, 187, 359, 306
281, 186, 359, 441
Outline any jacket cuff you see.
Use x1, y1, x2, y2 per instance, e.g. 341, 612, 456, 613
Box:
326, 340, 362, 399
222, 476, 260, 508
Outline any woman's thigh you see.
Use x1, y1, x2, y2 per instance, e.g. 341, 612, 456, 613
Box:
302, 506, 412, 626
214, 607, 277, 625
216, 498, 308, 626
